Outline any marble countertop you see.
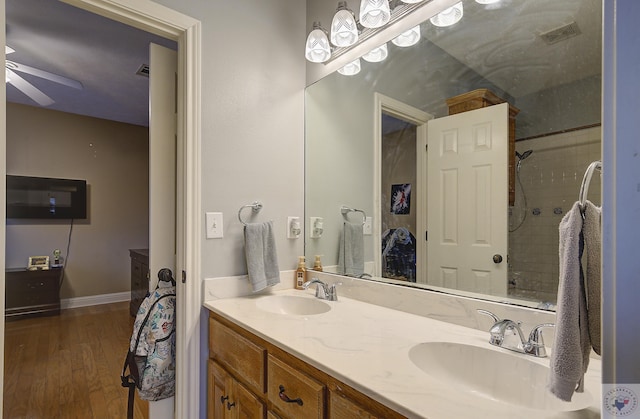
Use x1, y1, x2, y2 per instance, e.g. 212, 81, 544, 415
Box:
204, 289, 601, 419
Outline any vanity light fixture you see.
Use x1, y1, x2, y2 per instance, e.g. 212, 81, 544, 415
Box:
362, 43, 388, 62
391, 25, 421, 47
305, 21, 332, 63
359, 0, 391, 29
331, 1, 359, 47
429, 2, 463, 27
337, 58, 361, 75
475, 0, 500, 4
400, 0, 424, 3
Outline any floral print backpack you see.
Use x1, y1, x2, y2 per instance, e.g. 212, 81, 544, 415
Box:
121, 268, 176, 418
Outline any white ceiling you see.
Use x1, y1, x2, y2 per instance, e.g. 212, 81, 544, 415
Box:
6, 0, 176, 127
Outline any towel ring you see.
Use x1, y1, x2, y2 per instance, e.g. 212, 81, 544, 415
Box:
238, 201, 263, 226
579, 161, 602, 213
341, 205, 366, 225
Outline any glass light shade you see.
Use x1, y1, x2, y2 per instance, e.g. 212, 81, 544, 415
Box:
400, 0, 424, 3
359, 0, 391, 29
430, 2, 463, 27
337, 58, 361, 76
330, 3, 358, 47
475, 0, 500, 3
305, 22, 331, 63
391, 25, 421, 47
362, 43, 388, 63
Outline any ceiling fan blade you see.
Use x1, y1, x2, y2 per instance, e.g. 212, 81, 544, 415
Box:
6, 68, 55, 106
6, 60, 83, 90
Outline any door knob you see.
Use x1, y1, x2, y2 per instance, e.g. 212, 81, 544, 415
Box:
493, 254, 503, 264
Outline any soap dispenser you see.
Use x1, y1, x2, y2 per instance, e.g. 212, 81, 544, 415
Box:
312, 255, 323, 272
295, 256, 306, 290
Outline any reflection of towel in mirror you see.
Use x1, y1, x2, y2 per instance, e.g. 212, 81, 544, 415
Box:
548, 201, 591, 402
583, 200, 601, 355
244, 221, 280, 292
338, 222, 364, 276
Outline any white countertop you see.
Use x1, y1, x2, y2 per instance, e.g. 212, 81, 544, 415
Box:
204, 289, 601, 419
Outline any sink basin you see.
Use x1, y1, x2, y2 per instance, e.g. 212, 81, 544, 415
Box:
408, 342, 592, 411
256, 295, 331, 316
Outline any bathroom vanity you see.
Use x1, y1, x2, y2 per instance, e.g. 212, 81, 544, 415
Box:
204, 286, 601, 419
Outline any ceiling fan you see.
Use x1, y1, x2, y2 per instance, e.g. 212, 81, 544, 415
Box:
5, 45, 83, 107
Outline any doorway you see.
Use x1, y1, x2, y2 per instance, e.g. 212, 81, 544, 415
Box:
1, 0, 201, 417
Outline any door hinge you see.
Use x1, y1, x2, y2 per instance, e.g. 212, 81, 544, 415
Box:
181, 270, 187, 284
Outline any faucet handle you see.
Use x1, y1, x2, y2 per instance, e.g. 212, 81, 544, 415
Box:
476, 309, 501, 324
327, 282, 342, 301
529, 323, 555, 345
526, 323, 555, 357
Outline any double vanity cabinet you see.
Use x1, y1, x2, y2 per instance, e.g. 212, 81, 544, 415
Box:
208, 312, 402, 418
205, 288, 601, 419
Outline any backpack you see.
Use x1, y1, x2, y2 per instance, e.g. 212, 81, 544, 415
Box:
121, 268, 176, 418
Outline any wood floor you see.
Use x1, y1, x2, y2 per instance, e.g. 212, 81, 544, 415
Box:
3, 301, 149, 419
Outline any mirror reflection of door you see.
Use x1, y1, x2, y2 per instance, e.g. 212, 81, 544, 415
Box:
381, 114, 418, 282
427, 103, 509, 295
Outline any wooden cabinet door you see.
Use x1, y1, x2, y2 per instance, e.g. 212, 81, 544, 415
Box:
234, 380, 265, 419
209, 360, 232, 419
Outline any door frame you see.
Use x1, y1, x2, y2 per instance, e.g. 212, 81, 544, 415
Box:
3, 1, 202, 417
373, 93, 431, 282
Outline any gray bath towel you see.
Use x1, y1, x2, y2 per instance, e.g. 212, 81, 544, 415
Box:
244, 221, 280, 292
338, 222, 364, 276
548, 201, 591, 402
583, 200, 602, 355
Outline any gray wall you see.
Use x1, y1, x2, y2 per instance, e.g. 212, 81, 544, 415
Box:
6, 103, 149, 299
152, 0, 307, 279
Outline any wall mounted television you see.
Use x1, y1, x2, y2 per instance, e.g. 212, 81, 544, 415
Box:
6, 175, 87, 219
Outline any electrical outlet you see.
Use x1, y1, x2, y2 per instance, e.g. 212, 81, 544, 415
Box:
363, 216, 373, 235
205, 212, 223, 239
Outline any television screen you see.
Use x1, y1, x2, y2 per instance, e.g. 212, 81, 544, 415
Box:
6, 175, 87, 219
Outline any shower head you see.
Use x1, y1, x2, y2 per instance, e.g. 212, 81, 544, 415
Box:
516, 149, 533, 172
516, 150, 533, 160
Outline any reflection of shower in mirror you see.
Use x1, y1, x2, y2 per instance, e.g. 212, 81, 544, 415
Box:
510, 149, 533, 233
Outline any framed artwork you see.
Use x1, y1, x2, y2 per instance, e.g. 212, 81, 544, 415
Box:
390, 183, 411, 215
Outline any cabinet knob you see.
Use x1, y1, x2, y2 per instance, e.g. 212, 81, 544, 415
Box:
220, 395, 228, 405
226, 401, 235, 410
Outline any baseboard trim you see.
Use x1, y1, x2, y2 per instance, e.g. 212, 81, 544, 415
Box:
61, 291, 130, 310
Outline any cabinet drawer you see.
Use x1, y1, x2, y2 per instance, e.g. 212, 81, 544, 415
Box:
268, 354, 325, 419
209, 318, 266, 395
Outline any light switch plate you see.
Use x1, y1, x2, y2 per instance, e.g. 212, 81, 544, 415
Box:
205, 212, 223, 239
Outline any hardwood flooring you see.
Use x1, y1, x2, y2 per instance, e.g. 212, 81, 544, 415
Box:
3, 301, 149, 419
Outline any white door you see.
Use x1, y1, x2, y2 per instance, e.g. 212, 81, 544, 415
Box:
148, 42, 177, 417
427, 103, 508, 295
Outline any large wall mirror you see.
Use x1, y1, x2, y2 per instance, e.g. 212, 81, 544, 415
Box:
305, 0, 602, 310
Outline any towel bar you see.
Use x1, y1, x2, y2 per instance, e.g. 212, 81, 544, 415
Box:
341, 205, 366, 225
578, 161, 602, 214
238, 201, 263, 226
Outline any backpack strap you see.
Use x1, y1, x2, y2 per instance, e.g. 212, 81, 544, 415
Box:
121, 291, 176, 417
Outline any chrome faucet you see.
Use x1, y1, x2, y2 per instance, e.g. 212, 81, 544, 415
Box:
303, 278, 341, 301
477, 309, 554, 358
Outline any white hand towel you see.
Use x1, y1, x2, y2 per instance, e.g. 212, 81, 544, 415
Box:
244, 221, 280, 292
338, 222, 364, 276
548, 201, 591, 401
583, 200, 602, 355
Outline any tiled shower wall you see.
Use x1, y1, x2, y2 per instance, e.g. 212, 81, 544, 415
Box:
508, 126, 601, 305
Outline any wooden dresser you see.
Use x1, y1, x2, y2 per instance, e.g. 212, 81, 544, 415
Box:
129, 249, 149, 316
5, 267, 62, 320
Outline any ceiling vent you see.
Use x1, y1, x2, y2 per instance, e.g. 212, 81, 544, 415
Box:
540, 22, 581, 45
136, 64, 150, 77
